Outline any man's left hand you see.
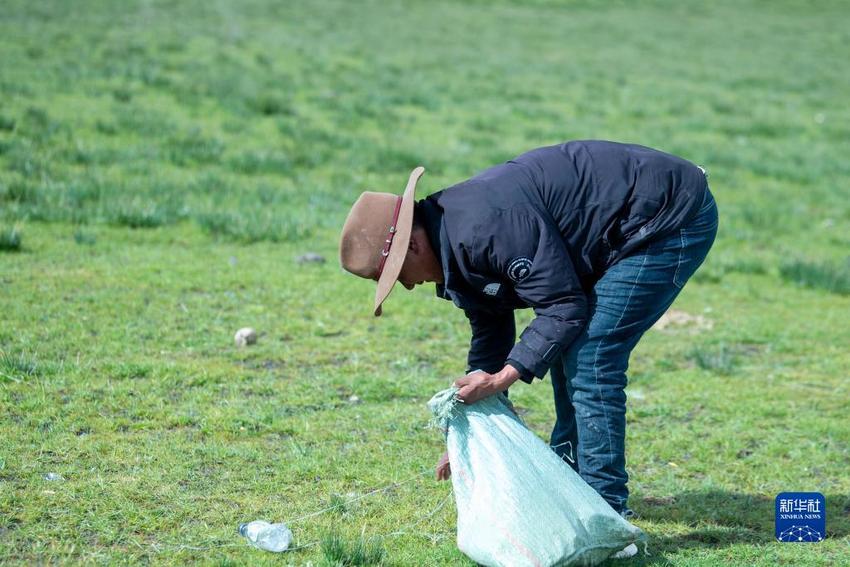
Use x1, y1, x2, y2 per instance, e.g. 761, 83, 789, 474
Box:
453, 366, 521, 404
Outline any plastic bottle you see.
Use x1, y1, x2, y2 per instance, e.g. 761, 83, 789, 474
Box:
238, 520, 292, 552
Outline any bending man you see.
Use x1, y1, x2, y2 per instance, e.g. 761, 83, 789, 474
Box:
339, 140, 718, 519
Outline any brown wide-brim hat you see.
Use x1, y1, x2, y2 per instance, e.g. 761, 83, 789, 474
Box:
339, 166, 425, 316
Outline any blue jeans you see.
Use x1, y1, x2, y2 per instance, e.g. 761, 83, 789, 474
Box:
549, 189, 718, 514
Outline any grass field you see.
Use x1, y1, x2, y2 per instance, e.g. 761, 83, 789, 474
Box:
2, 0, 849, 565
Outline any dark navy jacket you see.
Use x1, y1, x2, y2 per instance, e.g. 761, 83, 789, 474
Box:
418, 140, 708, 383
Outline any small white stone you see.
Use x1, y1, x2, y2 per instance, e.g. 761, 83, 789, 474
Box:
234, 327, 258, 347
44, 473, 64, 481
348, 395, 361, 404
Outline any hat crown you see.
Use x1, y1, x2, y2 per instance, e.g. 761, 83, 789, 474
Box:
338, 166, 424, 316
339, 192, 400, 280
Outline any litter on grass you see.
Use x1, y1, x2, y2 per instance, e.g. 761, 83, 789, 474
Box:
239, 520, 292, 552
429, 386, 646, 567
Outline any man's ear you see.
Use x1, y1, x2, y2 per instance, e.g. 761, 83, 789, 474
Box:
408, 230, 422, 255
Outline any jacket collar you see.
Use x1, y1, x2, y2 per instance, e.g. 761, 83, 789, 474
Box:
418, 196, 457, 303
418, 194, 485, 309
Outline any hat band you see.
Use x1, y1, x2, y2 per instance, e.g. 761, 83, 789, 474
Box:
375, 196, 403, 279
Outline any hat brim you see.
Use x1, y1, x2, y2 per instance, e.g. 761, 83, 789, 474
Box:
373, 166, 425, 316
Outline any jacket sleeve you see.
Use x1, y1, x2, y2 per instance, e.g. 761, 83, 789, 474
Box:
463, 308, 518, 379
473, 206, 588, 380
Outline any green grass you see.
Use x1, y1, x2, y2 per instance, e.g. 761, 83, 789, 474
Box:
687, 343, 740, 375
779, 258, 850, 295
0, 225, 22, 251
321, 533, 386, 566
0, 350, 40, 383
1, 0, 849, 565
72, 227, 97, 246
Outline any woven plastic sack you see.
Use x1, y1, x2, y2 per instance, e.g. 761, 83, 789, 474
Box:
428, 386, 646, 567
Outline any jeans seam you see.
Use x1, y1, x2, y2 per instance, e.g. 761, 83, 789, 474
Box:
591, 251, 648, 464
695, 195, 714, 215
681, 217, 719, 238
673, 229, 686, 288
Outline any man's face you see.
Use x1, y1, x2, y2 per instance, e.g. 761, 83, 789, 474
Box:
398, 275, 424, 290
395, 228, 434, 290
397, 257, 425, 290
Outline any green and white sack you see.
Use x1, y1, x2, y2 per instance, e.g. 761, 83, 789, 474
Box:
428, 387, 646, 567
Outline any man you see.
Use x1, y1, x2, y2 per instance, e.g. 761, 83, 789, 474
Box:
339, 140, 718, 522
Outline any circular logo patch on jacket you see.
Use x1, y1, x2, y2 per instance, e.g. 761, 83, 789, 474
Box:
507, 257, 532, 283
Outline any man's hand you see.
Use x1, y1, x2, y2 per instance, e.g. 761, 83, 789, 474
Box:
453, 365, 521, 404
435, 450, 451, 480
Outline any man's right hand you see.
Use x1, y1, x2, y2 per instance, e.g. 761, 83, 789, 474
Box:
435, 451, 451, 481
